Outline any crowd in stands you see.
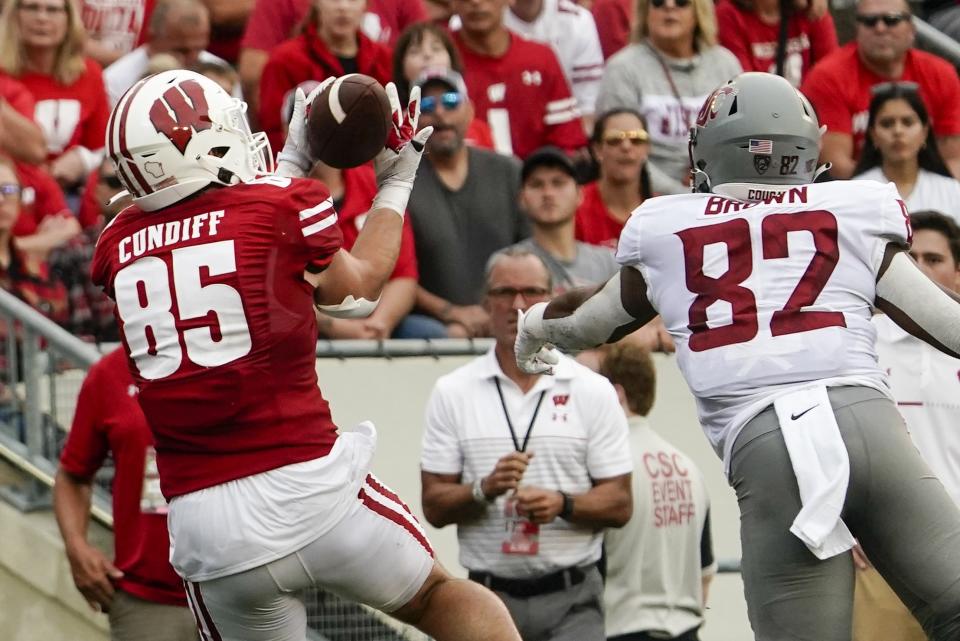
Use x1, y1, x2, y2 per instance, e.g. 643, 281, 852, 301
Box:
1, 0, 960, 346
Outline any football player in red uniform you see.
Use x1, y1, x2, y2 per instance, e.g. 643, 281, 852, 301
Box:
92, 69, 521, 641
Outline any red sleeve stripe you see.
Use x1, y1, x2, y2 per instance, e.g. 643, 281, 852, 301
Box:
299, 197, 334, 221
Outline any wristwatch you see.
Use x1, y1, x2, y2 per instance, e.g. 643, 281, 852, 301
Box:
472, 478, 492, 504
558, 491, 574, 519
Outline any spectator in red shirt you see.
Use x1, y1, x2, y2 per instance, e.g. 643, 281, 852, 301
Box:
239, 0, 427, 128
450, 0, 588, 159
0, 156, 66, 328
0, 73, 47, 164
11, 160, 79, 257
258, 0, 393, 154
54, 348, 195, 640
0, 0, 110, 189
592, 0, 632, 59
200, 0, 253, 65
393, 23, 494, 149
716, 0, 837, 87
800, 0, 960, 179
575, 108, 651, 249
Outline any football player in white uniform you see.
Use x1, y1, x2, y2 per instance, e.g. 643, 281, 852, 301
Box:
514, 72, 960, 640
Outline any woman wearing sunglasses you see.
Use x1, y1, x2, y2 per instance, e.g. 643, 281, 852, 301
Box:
853, 83, 960, 220
575, 108, 653, 249
715, 0, 837, 87
595, 0, 741, 195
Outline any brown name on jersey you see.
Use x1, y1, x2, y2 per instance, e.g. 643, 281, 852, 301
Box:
704, 186, 809, 216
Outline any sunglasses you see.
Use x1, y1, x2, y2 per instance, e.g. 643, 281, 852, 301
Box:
650, 0, 692, 9
855, 12, 910, 27
487, 286, 551, 301
420, 92, 463, 114
602, 129, 650, 145
99, 173, 123, 189
871, 80, 920, 95
0, 183, 22, 199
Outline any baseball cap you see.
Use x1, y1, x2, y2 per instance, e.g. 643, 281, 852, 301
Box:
521, 146, 577, 183
413, 67, 469, 99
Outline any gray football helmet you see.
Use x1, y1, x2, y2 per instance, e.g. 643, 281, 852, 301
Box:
688, 72, 823, 192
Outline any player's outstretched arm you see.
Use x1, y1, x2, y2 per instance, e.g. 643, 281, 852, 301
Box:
515, 266, 657, 374
309, 84, 432, 318
876, 243, 960, 359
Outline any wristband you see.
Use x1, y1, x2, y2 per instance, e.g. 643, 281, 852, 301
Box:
472, 478, 492, 504
558, 491, 574, 519
371, 182, 411, 219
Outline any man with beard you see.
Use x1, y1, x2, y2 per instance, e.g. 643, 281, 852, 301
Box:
403, 68, 528, 339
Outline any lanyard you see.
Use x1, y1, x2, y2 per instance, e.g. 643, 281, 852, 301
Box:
647, 43, 686, 112
494, 378, 546, 453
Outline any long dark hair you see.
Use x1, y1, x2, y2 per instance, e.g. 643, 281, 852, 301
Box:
853, 84, 952, 178
392, 23, 464, 104
585, 108, 653, 199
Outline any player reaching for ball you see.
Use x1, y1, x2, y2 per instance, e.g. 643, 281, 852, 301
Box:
514, 72, 960, 641
91, 69, 522, 641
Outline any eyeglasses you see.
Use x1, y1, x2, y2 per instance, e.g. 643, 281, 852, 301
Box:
99, 173, 123, 189
487, 286, 551, 301
0, 184, 22, 199
650, 0, 692, 9
18, 2, 67, 15
602, 129, 650, 146
855, 12, 910, 27
871, 80, 920, 96
420, 92, 463, 114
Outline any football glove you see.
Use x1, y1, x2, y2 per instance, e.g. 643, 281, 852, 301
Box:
276, 77, 334, 177
515, 305, 561, 375
371, 83, 433, 217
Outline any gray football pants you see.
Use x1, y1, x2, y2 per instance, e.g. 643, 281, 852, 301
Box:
729, 386, 960, 641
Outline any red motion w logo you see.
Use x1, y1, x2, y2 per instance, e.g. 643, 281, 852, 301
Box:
149, 80, 212, 154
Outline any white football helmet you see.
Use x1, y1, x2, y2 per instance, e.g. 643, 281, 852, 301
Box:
106, 69, 272, 211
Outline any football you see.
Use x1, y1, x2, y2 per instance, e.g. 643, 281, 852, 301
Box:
307, 74, 392, 169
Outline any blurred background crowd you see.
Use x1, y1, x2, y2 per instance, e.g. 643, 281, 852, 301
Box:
1, 0, 958, 346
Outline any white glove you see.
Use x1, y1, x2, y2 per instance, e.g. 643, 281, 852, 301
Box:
515, 304, 561, 375
371, 83, 433, 217
276, 77, 334, 177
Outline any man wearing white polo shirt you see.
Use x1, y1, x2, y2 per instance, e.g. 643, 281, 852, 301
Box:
420, 247, 633, 641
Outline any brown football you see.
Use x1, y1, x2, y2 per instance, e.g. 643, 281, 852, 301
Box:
307, 74, 391, 169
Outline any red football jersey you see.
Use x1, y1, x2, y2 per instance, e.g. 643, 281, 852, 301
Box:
91, 177, 343, 499
19, 58, 109, 161
0, 72, 37, 119
800, 43, 960, 158
80, 0, 157, 58
454, 31, 587, 159
716, 0, 837, 87
334, 165, 418, 280
574, 181, 628, 249
59, 348, 186, 606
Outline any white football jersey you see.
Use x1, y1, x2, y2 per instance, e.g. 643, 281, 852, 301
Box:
617, 180, 910, 470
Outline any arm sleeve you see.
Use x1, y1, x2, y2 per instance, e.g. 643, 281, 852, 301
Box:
420, 381, 464, 475
542, 50, 588, 151
870, 185, 912, 274
583, 376, 633, 479
569, 13, 605, 115
59, 364, 109, 479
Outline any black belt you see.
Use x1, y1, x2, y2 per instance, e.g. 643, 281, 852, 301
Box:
468, 566, 588, 598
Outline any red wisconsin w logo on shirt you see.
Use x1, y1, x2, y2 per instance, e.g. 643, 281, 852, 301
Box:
149, 79, 213, 154
553, 394, 570, 406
